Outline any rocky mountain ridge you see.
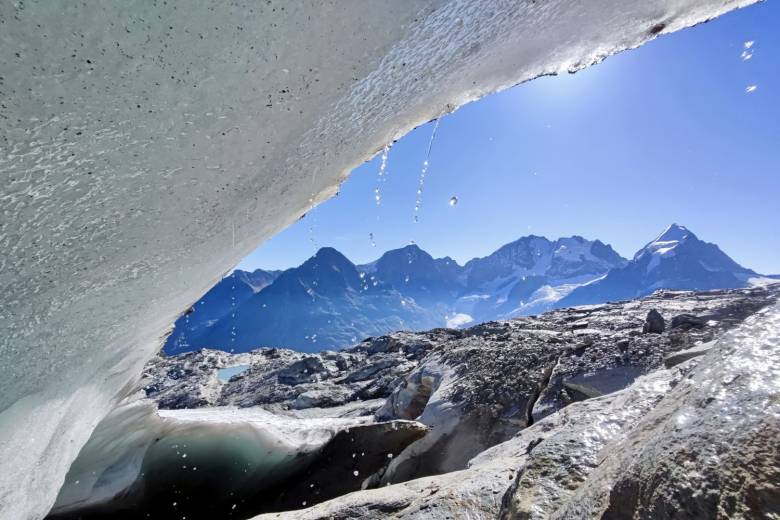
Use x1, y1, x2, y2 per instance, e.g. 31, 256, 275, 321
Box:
164, 225, 766, 354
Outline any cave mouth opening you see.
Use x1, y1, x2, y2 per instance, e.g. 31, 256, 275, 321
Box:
44, 3, 779, 519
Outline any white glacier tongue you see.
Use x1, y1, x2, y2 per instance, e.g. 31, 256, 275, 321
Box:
0, 2, 758, 518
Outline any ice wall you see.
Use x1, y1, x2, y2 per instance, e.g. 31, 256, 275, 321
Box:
0, 1, 756, 518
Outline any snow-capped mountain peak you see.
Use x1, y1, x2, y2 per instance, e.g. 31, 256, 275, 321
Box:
560, 224, 759, 308
635, 223, 694, 261
655, 223, 693, 242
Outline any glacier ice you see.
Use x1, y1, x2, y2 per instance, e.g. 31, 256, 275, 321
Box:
0, 1, 758, 518
48, 397, 372, 517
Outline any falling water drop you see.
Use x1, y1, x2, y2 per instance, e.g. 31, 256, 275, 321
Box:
745, 85, 757, 93
230, 272, 237, 346
449, 196, 458, 206
374, 144, 391, 205
412, 119, 440, 223
369, 232, 376, 247
744, 40, 754, 49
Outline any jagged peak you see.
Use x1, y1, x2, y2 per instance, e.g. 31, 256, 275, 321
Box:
634, 224, 698, 261
297, 247, 356, 271
652, 223, 696, 244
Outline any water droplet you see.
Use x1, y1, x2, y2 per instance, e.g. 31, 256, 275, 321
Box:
369, 233, 376, 247
741, 50, 753, 61
449, 196, 458, 206
373, 144, 391, 205
412, 119, 440, 224
353, 470, 360, 477
745, 85, 757, 93
744, 40, 754, 49
404, 275, 410, 283
359, 272, 366, 279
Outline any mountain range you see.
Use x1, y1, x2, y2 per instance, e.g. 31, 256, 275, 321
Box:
164, 224, 772, 353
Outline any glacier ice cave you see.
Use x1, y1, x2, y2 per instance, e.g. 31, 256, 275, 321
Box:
0, 1, 773, 519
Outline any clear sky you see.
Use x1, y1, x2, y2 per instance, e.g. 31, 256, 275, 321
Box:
237, 2, 780, 275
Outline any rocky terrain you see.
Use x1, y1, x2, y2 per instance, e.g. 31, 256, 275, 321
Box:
105, 284, 780, 519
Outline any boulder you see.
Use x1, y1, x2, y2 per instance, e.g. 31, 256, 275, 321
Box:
670, 313, 706, 330
642, 309, 665, 334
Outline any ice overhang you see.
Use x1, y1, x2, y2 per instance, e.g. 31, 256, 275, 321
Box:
0, 1, 757, 518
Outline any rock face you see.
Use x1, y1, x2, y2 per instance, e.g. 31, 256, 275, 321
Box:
553, 299, 780, 520
124, 285, 780, 519
164, 268, 279, 354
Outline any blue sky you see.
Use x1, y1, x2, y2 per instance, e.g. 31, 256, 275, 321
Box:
237, 2, 780, 275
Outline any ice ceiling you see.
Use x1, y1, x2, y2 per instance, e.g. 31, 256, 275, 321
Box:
0, 1, 757, 518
